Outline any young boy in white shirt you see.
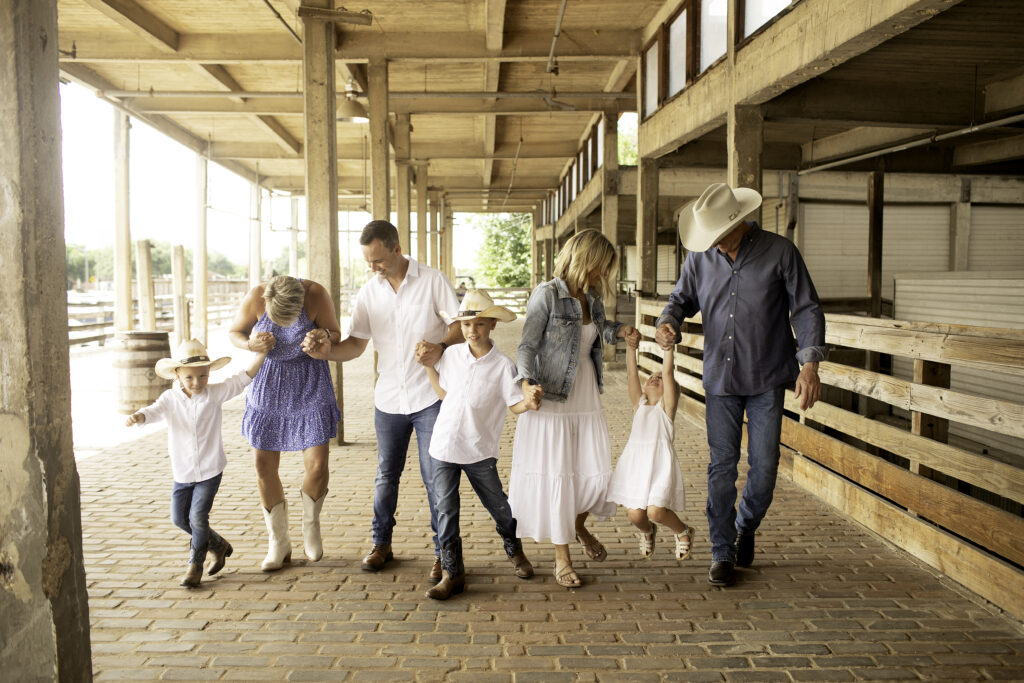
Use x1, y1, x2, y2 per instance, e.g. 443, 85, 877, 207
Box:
126, 337, 270, 588
416, 290, 544, 600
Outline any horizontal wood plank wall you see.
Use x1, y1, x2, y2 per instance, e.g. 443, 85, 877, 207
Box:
635, 297, 1024, 620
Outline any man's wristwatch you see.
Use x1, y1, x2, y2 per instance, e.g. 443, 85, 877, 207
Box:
439, 342, 448, 351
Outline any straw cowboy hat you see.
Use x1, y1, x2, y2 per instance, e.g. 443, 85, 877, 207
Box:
155, 339, 231, 380
444, 289, 516, 323
677, 183, 763, 252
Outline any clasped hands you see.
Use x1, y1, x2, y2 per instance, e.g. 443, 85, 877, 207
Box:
301, 328, 329, 358
413, 339, 444, 367
248, 330, 276, 353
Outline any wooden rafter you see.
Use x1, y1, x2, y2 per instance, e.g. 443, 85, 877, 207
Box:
79, 0, 179, 52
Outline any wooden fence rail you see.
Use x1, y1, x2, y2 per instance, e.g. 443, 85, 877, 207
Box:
636, 297, 1024, 621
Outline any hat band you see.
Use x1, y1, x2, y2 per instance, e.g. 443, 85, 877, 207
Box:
458, 309, 483, 316
178, 354, 210, 364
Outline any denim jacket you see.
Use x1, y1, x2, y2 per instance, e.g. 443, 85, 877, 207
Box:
516, 278, 622, 402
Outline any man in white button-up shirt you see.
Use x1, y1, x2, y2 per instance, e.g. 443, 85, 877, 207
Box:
303, 220, 462, 581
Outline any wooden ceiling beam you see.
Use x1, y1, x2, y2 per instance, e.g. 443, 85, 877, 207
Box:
57, 30, 635, 64
801, 126, 937, 165
78, 0, 179, 52
954, 134, 1024, 167
195, 64, 247, 103
121, 97, 631, 115
985, 71, 1024, 116
209, 141, 579, 161
252, 115, 303, 155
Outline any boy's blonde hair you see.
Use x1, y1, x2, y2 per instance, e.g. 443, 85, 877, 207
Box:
263, 275, 305, 326
553, 229, 618, 298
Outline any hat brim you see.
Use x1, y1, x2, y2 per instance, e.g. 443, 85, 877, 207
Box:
677, 188, 762, 252
447, 305, 517, 323
155, 355, 231, 380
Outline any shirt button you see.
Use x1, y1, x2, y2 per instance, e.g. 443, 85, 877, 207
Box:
732, 270, 737, 274
728, 335, 733, 339
731, 292, 736, 296
727, 357, 731, 361
729, 314, 734, 318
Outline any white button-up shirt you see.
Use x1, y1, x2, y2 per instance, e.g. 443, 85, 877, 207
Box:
350, 257, 459, 415
139, 370, 252, 483
428, 343, 523, 464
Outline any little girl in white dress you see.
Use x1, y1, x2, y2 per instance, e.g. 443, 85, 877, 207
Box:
606, 332, 694, 560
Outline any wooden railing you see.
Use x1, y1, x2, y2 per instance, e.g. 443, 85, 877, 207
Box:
482, 287, 530, 315
635, 297, 1024, 620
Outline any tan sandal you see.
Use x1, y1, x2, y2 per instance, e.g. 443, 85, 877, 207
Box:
554, 562, 581, 587
575, 531, 608, 562
638, 523, 657, 558
675, 525, 695, 561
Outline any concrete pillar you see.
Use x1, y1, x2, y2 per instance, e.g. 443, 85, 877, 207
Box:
194, 155, 208, 345
868, 158, 885, 318
728, 104, 764, 225
416, 166, 428, 263
301, 2, 343, 443
289, 196, 300, 277
601, 111, 620, 353
249, 183, 262, 289
135, 239, 156, 330
0, 0, 92, 677
429, 192, 440, 268
368, 57, 391, 220
395, 114, 412, 254
114, 110, 133, 331
636, 157, 658, 297
950, 178, 971, 271
172, 245, 189, 345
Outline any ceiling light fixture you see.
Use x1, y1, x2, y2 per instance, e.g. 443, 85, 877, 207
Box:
337, 80, 368, 123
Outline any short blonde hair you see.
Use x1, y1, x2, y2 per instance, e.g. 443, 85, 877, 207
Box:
553, 229, 617, 298
263, 275, 305, 326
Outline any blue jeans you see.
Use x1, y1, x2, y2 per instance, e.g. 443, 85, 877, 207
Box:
431, 457, 520, 554
705, 388, 786, 563
170, 473, 226, 565
372, 401, 442, 552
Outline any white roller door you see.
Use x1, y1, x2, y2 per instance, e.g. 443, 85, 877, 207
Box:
968, 206, 1024, 271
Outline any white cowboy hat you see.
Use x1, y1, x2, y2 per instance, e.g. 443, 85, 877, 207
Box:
155, 339, 231, 380
677, 183, 763, 252
443, 289, 516, 323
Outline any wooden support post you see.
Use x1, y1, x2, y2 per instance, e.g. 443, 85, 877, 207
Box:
171, 245, 189, 345
114, 110, 133, 331
135, 239, 156, 330
0, 2, 92, 674
429, 193, 440, 268
301, 0, 343, 443
395, 114, 412, 254
637, 157, 658, 297
728, 104, 764, 223
194, 155, 208, 345
289, 196, 300, 276
910, 359, 951, 484
368, 57, 391, 220
249, 183, 262, 289
867, 158, 884, 318
546, 237, 554, 279
601, 111, 620, 356
416, 166, 428, 263
950, 178, 971, 271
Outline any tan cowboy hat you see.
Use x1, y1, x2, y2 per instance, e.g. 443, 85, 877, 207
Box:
155, 339, 231, 380
443, 289, 516, 323
677, 183, 763, 252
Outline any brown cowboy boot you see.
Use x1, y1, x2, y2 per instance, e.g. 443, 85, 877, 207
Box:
425, 539, 465, 600
179, 563, 202, 588
361, 543, 393, 571
428, 556, 442, 584
508, 547, 534, 579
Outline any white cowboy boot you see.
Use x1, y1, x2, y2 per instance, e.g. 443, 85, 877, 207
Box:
261, 501, 291, 571
301, 489, 327, 562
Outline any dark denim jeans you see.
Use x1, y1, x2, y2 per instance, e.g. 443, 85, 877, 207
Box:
704, 387, 786, 563
431, 457, 520, 554
170, 473, 226, 565
372, 401, 442, 552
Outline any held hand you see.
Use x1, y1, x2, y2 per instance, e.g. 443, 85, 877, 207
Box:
625, 328, 641, 349
794, 362, 821, 411
301, 329, 329, 359
125, 413, 145, 427
249, 331, 276, 354
616, 324, 637, 339
655, 322, 677, 351
417, 339, 443, 367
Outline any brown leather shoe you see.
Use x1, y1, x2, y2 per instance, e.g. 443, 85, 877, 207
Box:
179, 563, 202, 588
206, 540, 233, 576
428, 556, 442, 584
360, 543, 393, 571
509, 548, 534, 579
425, 570, 465, 600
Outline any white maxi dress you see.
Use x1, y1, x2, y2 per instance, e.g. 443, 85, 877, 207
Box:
510, 323, 617, 545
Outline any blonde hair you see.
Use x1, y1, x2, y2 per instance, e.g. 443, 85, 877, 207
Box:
263, 275, 305, 326
553, 229, 617, 298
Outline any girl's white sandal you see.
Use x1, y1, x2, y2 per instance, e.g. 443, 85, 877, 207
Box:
674, 525, 694, 561
638, 523, 657, 558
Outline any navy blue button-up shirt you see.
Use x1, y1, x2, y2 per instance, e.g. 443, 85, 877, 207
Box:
657, 224, 826, 397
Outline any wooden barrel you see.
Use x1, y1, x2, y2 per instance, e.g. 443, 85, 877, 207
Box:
113, 331, 173, 414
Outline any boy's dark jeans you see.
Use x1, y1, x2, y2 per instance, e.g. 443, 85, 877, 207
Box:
431, 457, 521, 555
171, 473, 226, 565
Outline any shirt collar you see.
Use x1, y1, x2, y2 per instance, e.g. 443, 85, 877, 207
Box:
460, 341, 498, 363
372, 255, 416, 290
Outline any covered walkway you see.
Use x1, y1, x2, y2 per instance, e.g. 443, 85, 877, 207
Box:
80, 322, 1024, 681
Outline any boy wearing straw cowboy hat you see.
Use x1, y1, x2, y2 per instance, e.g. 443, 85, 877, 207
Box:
126, 337, 270, 587
414, 290, 543, 600
654, 183, 826, 587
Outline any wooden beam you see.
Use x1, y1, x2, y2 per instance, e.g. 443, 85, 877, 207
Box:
485, 0, 507, 52
637, 157, 658, 297
296, 6, 372, 25
984, 71, 1024, 116
209, 140, 578, 161
195, 64, 247, 103
802, 127, 936, 166
368, 57, 390, 219
135, 239, 156, 331
79, 0, 179, 52
253, 115, 302, 155
867, 159, 884, 317
113, 110, 133, 331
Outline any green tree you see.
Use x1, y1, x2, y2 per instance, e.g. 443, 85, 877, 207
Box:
271, 241, 306, 276
617, 112, 639, 166
207, 251, 247, 279
473, 213, 532, 287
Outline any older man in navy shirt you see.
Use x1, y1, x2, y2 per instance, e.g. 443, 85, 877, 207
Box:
656, 183, 826, 587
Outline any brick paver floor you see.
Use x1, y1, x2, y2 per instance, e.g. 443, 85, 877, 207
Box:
78, 321, 1024, 681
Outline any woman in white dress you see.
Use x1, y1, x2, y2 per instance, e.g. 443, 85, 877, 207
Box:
510, 230, 637, 587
